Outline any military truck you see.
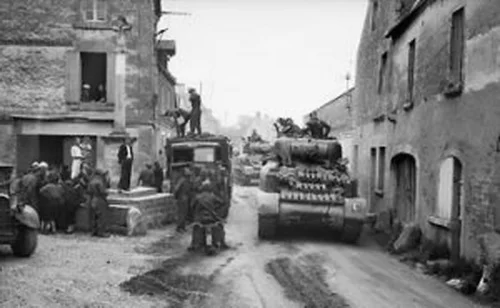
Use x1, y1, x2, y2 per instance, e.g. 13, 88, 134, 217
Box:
257, 137, 367, 244
0, 193, 40, 257
233, 141, 273, 186
165, 134, 233, 218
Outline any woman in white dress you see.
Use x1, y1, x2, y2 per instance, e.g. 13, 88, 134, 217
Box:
70, 137, 84, 179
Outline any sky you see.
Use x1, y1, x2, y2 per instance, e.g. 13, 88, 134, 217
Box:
159, 0, 368, 126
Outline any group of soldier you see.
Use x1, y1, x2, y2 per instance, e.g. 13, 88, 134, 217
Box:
163, 88, 203, 138
174, 164, 229, 255
9, 159, 111, 238
274, 111, 331, 139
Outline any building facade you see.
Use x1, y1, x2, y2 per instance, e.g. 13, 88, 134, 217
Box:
305, 88, 356, 172
354, 0, 500, 260
0, 0, 177, 186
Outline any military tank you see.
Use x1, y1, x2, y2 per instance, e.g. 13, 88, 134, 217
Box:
257, 137, 367, 244
233, 141, 273, 186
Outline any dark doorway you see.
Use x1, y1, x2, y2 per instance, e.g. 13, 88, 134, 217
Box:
39, 136, 64, 167
81, 52, 107, 102
391, 154, 417, 223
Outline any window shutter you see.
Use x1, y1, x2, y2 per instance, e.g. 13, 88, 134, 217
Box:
65, 51, 81, 103
106, 53, 116, 104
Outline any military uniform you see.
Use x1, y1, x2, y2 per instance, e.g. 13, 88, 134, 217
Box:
87, 171, 110, 237
189, 188, 226, 255
173, 174, 193, 232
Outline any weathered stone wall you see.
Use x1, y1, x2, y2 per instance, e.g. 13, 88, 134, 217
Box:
0, 46, 69, 115
354, 0, 500, 260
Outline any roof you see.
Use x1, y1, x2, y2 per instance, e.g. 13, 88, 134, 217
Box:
385, 0, 431, 39
167, 133, 231, 144
307, 87, 354, 115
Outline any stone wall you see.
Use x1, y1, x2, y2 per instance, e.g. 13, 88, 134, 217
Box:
354, 0, 500, 260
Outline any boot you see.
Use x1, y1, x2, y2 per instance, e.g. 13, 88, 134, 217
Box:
51, 221, 57, 234
66, 225, 75, 234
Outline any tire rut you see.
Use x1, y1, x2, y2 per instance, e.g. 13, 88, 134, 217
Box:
264, 254, 350, 308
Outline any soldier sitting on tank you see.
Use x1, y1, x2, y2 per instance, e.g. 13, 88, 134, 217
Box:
249, 129, 264, 143
188, 177, 226, 256
304, 111, 331, 139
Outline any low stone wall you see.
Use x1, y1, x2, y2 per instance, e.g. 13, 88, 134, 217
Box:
75, 192, 177, 235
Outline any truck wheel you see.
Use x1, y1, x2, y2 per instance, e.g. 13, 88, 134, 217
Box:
258, 215, 277, 240
341, 219, 363, 244
11, 227, 38, 257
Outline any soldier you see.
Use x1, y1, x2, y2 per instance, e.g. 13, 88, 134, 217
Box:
19, 162, 42, 213
164, 108, 190, 137
188, 88, 202, 135
39, 171, 65, 234
173, 167, 193, 233
188, 177, 226, 255
88, 169, 111, 238
304, 111, 331, 139
249, 129, 264, 143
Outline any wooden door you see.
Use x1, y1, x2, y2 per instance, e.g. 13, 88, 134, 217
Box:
393, 154, 417, 223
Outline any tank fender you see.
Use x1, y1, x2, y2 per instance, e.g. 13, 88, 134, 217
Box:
344, 198, 368, 221
257, 190, 280, 215
14, 205, 40, 230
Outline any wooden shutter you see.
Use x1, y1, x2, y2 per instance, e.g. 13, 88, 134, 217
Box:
106, 53, 116, 104
65, 50, 81, 103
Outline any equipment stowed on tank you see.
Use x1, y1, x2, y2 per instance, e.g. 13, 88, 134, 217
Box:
257, 136, 368, 244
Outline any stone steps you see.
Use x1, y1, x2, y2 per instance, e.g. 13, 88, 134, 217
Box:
75, 188, 177, 236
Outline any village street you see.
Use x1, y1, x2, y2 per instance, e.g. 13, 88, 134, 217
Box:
0, 186, 485, 308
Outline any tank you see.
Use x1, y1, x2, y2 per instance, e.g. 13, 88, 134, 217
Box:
257, 137, 368, 244
233, 140, 273, 186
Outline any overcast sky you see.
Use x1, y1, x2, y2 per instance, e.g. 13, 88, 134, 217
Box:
159, 0, 368, 126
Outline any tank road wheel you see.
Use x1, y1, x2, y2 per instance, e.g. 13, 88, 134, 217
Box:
11, 227, 38, 257
341, 219, 364, 244
258, 214, 277, 240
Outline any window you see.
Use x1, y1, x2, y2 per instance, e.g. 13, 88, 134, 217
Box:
371, 147, 386, 194
353, 145, 359, 176
370, 147, 377, 188
80, 52, 107, 103
194, 148, 215, 163
377, 147, 386, 191
371, 1, 378, 31
407, 39, 416, 102
437, 157, 463, 221
378, 52, 388, 94
450, 8, 465, 83
82, 0, 107, 22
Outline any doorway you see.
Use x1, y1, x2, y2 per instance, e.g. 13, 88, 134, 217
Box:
391, 154, 417, 223
437, 156, 463, 259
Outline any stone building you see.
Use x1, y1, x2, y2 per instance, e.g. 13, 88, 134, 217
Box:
0, 0, 177, 186
304, 88, 356, 172
353, 0, 500, 260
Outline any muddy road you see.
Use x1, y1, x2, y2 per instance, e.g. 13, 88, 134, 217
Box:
0, 186, 487, 308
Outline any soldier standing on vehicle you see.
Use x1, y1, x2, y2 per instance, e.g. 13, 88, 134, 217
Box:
188, 88, 202, 135
304, 111, 331, 139
173, 167, 193, 233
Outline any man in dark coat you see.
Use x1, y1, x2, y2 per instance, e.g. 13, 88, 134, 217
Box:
173, 167, 193, 233
137, 163, 155, 187
188, 88, 202, 135
117, 137, 134, 192
59, 178, 86, 234
153, 161, 164, 193
304, 112, 331, 139
88, 169, 111, 237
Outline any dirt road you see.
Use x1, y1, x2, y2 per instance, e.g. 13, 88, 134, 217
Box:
0, 186, 488, 308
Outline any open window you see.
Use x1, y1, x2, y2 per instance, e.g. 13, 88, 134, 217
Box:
82, 0, 107, 22
80, 52, 107, 103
